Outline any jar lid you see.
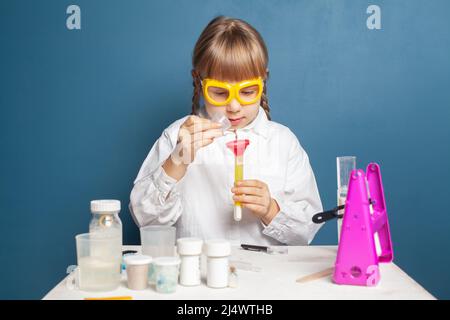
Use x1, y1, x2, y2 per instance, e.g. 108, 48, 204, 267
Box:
124, 254, 152, 266
91, 200, 121, 213
153, 257, 181, 267
204, 239, 231, 257
177, 237, 203, 255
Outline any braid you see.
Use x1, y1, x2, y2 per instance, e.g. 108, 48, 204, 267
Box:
260, 80, 271, 120
191, 69, 201, 115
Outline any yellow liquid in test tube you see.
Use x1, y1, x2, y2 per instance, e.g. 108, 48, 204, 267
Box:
234, 155, 244, 207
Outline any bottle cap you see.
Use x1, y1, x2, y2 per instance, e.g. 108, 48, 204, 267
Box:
204, 239, 231, 257
90, 200, 121, 213
177, 237, 203, 255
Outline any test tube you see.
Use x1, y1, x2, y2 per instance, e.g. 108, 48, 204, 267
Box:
234, 151, 244, 221
336, 156, 356, 242
226, 139, 250, 222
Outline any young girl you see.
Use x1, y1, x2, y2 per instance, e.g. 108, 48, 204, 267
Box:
130, 16, 323, 245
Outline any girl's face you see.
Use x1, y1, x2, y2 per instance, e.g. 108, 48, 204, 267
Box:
204, 80, 262, 129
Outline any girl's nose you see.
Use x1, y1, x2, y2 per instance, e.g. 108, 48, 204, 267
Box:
227, 98, 242, 113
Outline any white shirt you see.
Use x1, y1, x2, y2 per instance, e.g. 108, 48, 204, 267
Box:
129, 107, 323, 246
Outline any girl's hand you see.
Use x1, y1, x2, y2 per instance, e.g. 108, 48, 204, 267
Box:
163, 116, 223, 180
175, 115, 224, 164
231, 179, 280, 225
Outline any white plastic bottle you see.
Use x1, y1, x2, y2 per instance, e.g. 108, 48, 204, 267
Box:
89, 200, 123, 246
204, 239, 231, 288
177, 237, 203, 286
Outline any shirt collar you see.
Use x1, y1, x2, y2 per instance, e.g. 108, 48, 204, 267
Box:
226, 106, 270, 139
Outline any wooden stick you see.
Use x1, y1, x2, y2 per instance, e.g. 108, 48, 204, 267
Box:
296, 267, 334, 283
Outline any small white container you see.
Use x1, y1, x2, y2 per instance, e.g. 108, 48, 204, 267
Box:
177, 237, 203, 286
124, 254, 152, 290
204, 239, 231, 288
153, 257, 181, 294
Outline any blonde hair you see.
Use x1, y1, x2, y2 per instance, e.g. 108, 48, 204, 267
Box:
191, 16, 271, 120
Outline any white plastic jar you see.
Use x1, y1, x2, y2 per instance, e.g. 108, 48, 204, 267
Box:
153, 257, 181, 294
124, 254, 152, 290
89, 200, 123, 246
204, 239, 231, 288
177, 238, 203, 286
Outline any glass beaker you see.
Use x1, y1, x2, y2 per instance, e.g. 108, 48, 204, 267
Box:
140, 225, 176, 257
336, 156, 356, 242
75, 233, 122, 292
140, 225, 176, 284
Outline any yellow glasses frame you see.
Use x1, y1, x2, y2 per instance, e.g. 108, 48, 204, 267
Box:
202, 78, 263, 106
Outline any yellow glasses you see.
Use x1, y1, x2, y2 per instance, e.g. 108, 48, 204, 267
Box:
202, 78, 263, 106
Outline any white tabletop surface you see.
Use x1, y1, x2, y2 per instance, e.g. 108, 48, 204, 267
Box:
43, 245, 435, 300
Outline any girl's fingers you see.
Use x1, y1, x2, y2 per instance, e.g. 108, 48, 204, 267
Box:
190, 129, 224, 142
236, 179, 266, 189
182, 122, 221, 135
177, 127, 191, 143
179, 126, 222, 144
232, 186, 262, 196
241, 203, 267, 215
233, 194, 266, 206
194, 122, 223, 133
175, 116, 222, 164
184, 118, 222, 133
184, 115, 205, 126
192, 138, 214, 151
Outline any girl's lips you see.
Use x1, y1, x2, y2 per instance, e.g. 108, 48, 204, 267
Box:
229, 117, 244, 125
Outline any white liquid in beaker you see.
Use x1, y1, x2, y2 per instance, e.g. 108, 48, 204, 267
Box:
78, 256, 121, 292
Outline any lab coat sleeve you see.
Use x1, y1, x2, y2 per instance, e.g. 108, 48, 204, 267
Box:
262, 134, 323, 245
129, 120, 186, 228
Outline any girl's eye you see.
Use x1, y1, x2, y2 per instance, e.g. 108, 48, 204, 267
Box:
210, 88, 228, 95
241, 90, 257, 96
240, 86, 259, 96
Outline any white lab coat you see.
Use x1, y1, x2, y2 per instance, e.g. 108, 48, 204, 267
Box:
129, 107, 323, 245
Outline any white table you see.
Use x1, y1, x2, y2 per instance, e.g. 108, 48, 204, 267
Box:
43, 245, 435, 300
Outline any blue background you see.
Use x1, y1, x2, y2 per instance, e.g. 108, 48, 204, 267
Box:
1, 0, 449, 299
